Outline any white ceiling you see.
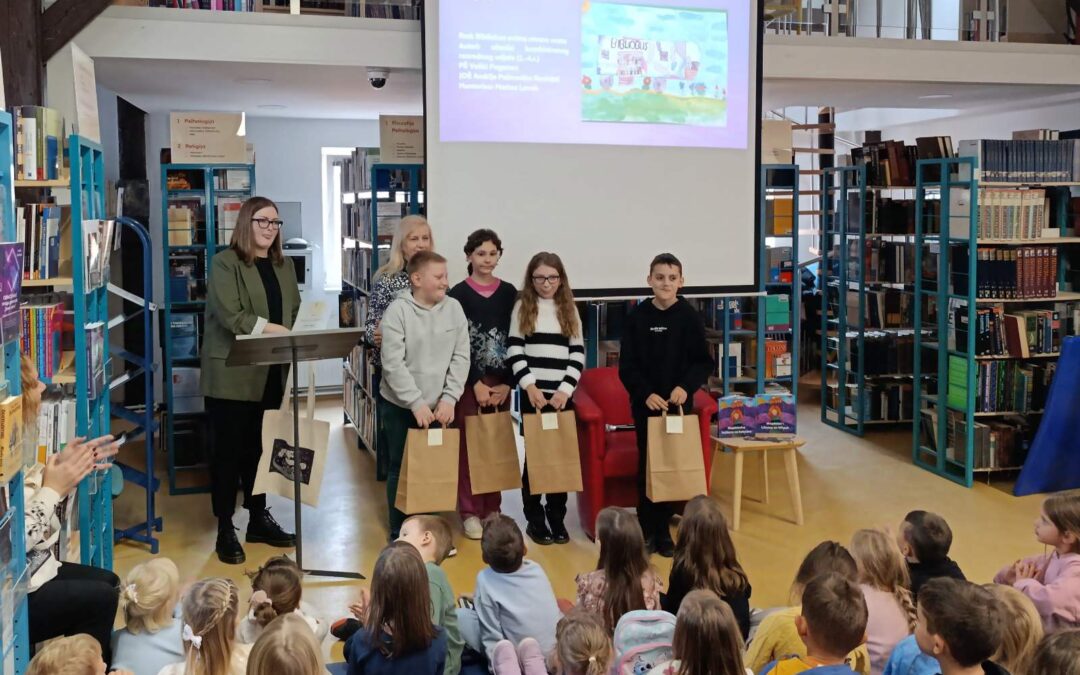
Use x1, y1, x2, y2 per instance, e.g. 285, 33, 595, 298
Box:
93, 58, 424, 120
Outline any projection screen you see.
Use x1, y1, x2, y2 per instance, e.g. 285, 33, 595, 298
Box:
423, 0, 763, 297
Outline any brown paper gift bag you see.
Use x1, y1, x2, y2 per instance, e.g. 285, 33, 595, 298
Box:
522, 410, 583, 494
646, 411, 707, 502
465, 407, 522, 494
395, 426, 460, 515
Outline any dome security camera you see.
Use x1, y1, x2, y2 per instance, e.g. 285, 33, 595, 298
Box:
367, 67, 389, 89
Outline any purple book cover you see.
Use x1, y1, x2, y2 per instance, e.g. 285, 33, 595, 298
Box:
716, 395, 757, 437
753, 393, 796, 435
0, 244, 25, 345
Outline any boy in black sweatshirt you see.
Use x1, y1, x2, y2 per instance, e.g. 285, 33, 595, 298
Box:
618, 253, 713, 557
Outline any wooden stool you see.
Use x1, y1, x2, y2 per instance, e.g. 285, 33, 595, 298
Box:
711, 436, 806, 531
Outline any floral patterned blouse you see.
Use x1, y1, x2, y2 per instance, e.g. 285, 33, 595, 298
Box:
575, 568, 665, 616
364, 270, 410, 367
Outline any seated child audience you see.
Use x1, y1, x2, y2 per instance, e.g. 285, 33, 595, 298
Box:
662, 495, 752, 639
653, 590, 753, 675
1030, 630, 1080, 675
984, 584, 1044, 675
111, 558, 184, 675
850, 529, 917, 675
761, 573, 870, 675
914, 579, 1006, 675
575, 507, 664, 632
546, 611, 612, 675
397, 515, 464, 675
746, 542, 871, 675
898, 511, 966, 598
882, 635, 937, 675
247, 614, 327, 675
457, 514, 561, 664
26, 634, 124, 675
345, 542, 447, 675
238, 556, 327, 645
994, 491, 1080, 632
159, 578, 251, 675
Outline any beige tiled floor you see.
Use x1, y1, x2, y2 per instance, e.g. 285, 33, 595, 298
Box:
109, 398, 1047, 661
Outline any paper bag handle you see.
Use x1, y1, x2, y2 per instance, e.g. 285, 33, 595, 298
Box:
660, 408, 685, 418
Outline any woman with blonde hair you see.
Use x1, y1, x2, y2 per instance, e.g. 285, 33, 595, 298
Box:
159, 578, 249, 675
21, 355, 122, 664
850, 528, 917, 675
363, 215, 435, 480
246, 614, 326, 675
112, 558, 184, 675
202, 196, 301, 564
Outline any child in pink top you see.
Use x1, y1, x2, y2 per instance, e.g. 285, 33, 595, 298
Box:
575, 507, 663, 632
851, 529, 917, 675
994, 491, 1080, 632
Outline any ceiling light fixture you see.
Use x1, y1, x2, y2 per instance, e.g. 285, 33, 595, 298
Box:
918, 94, 953, 100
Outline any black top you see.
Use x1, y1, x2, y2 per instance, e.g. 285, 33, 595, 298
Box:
448, 279, 518, 385
618, 298, 713, 407
908, 557, 967, 599
661, 565, 752, 640
255, 256, 285, 407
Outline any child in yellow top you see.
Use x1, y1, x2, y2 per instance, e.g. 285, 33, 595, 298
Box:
746, 542, 871, 675
761, 573, 868, 675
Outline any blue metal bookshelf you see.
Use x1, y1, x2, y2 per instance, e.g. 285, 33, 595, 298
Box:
160, 163, 255, 495
0, 109, 31, 674
69, 136, 113, 569
342, 162, 422, 460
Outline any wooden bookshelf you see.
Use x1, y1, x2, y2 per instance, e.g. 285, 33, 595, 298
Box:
22, 277, 74, 288
15, 178, 69, 188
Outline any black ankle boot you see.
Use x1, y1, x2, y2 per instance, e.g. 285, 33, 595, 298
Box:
526, 521, 554, 546
246, 509, 296, 547
216, 521, 246, 565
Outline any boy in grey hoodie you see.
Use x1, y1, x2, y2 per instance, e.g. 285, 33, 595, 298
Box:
379, 250, 470, 538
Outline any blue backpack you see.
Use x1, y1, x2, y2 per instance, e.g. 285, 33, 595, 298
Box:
613, 609, 677, 675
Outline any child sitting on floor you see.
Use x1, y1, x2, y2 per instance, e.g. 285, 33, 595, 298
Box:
160, 578, 251, 675
850, 529, 916, 674
238, 556, 327, 646
653, 589, 752, 675
897, 511, 966, 599
914, 579, 1007, 675
111, 557, 184, 675
457, 514, 562, 664
761, 573, 869, 675
247, 614, 326, 675
994, 490, 1080, 632
27, 634, 122, 675
575, 507, 664, 632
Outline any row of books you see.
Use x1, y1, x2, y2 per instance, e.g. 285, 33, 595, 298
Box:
342, 246, 373, 292
20, 302, 63, 381
0, 397, 23, 483
15, 203, 64, 280
838, 287, 914, 329
848, 136, 954, 187
952, 246, 1059, 299
343, 199, 404, 243
168, 253, 207, 303
848, 332, 917, 375
847, 239, 918, 286
921, 409, 1033, 470
846, 194, 937, 235
164, 168, 251, 192
830, 381, 914, 423
946, 355, 1055, 413
344, 381, 377, 449
13, 106, 67, 182
169, 313, 201, 360
956, 304, 1076, 357
340, 149, 378, 194
958, 139, 1080, 183
33, 395, 77, 466
972, 188, 1052, 240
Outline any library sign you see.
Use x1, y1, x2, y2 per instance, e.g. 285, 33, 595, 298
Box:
170, 112, 248, 164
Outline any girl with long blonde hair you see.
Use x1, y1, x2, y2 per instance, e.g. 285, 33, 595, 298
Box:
850, 528, 917, 675
985, 584, 1044, 675
160, 578, 249, 675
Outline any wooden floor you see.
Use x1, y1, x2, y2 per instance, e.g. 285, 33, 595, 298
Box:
110, 398, 1045, 661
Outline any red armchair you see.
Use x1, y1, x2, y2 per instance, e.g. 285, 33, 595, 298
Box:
573, 367, 718, 540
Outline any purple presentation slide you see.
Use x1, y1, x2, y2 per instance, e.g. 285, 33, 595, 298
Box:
438, 0, 752, 149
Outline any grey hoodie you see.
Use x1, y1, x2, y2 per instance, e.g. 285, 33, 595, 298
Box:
379, 289, 470, 410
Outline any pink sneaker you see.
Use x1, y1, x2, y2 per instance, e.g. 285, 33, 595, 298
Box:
492, 639, 521, 675
517, 637, 547, 675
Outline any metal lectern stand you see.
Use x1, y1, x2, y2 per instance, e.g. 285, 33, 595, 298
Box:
228, 327, 366, 580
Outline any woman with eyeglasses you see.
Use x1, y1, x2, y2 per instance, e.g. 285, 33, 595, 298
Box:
202, 196, 301, 565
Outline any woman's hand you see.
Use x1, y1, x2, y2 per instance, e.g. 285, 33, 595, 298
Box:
645, 393, 669, 412
549, 391, 570, 411
526, 385, 548, 411
43, 444, 95, 497
434, 400, 455, 426
473, 381, 492, 407
488, 384, 511, 407
263, 323, 289, 335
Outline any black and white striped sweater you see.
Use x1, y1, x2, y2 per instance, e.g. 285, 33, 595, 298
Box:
506, 298, 585, 396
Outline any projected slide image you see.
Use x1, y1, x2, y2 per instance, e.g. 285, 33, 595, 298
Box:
435, 0, 752, 149
581, 3, 728, 127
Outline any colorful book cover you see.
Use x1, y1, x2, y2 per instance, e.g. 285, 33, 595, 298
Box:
0, 244, 24, 345
716, 395, 756, 438
753, 393, 797, 435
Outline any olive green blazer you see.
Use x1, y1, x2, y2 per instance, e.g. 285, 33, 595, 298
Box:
200, 248, 301, 402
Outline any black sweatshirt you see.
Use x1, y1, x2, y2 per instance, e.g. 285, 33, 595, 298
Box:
619, 298, 713, 407
447, 279, 518, 385
908, 557, 967, 599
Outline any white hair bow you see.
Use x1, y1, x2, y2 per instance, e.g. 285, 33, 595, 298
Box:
122, 584, 139, 605
182, 623, 203, 650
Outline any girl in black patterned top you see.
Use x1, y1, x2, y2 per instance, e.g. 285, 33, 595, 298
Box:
506, 252, 585, 545
447, 230, 518, 540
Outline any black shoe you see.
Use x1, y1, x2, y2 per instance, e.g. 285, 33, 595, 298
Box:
331, 618, 362, 642
656, 532, 675, 558
216, 523, 246, 565
246, 509, 296, 547
526, 522, 554, 546
550, 521, 570, 544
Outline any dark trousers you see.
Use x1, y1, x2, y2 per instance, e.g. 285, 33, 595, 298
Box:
633, 403, 691, 543
520, 397, 570, 529
207, 395, 275, 520
29, 563, 120, 664
381, 398, 417, 539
